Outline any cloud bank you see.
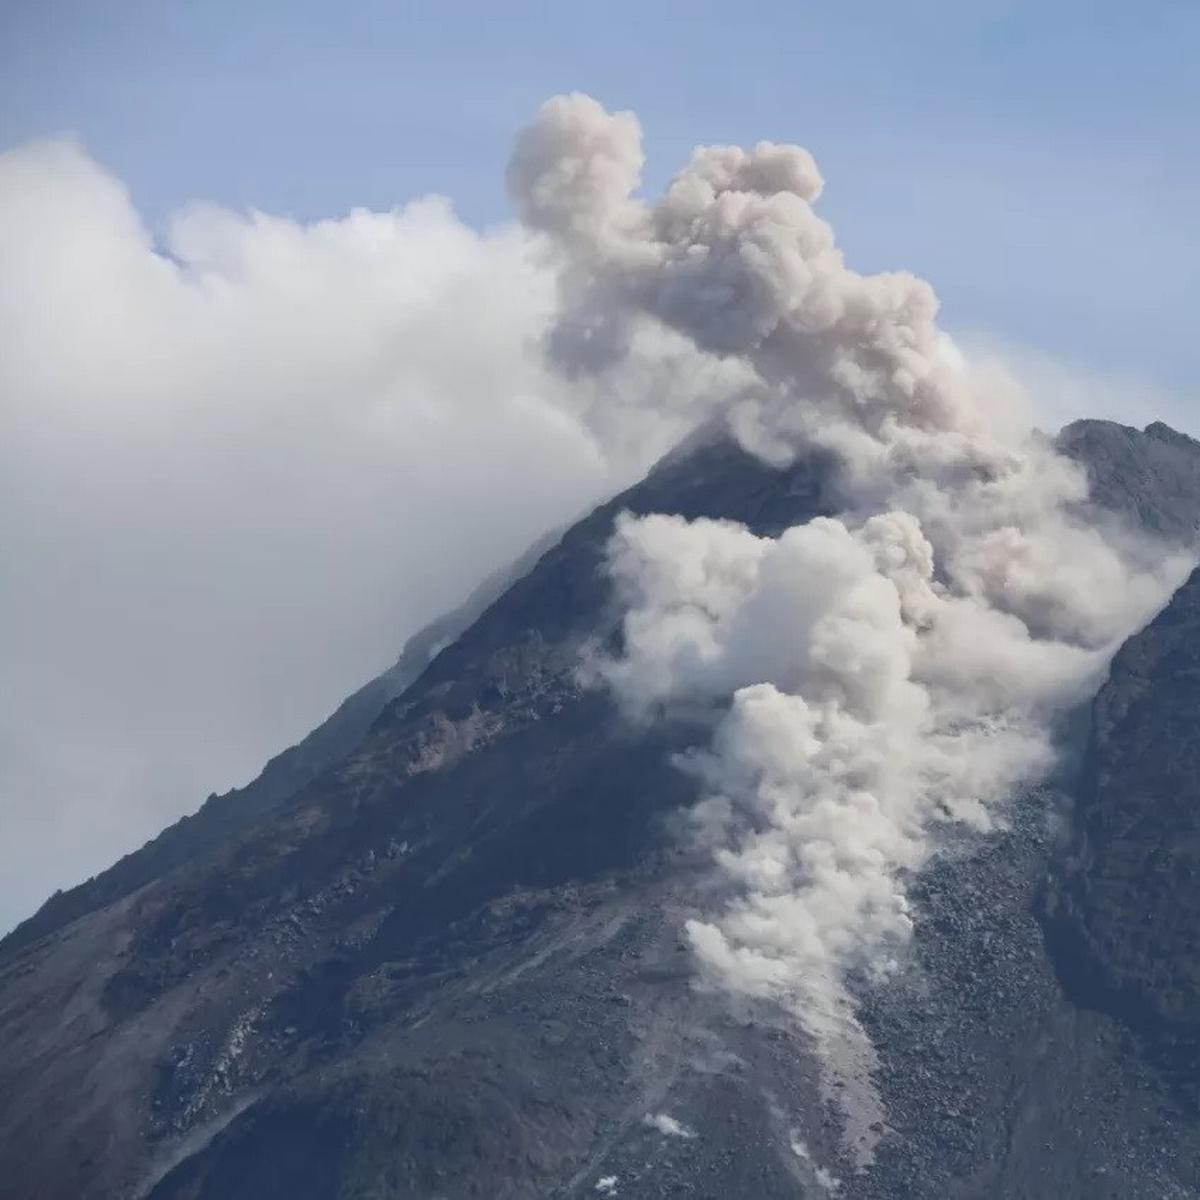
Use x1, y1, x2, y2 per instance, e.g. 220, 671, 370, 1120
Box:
0, 135, 744, 934
508, 93, 1192, 1159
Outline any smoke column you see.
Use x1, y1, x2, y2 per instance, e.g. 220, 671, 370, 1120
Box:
508, 93, 1192, 1162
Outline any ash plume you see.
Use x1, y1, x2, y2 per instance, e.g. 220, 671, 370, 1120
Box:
509, 93, 1192, 1161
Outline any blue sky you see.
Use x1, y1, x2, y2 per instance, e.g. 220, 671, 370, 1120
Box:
3, 0, 1198, 399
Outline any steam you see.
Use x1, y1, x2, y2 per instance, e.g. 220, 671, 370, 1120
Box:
509, 94, 1192, 1157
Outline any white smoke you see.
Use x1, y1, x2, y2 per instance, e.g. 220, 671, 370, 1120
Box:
643, 1112, 696, 1139
509, 94, 1193, 1159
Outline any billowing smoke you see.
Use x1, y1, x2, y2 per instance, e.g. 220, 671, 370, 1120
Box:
509, 94, 1192, 1157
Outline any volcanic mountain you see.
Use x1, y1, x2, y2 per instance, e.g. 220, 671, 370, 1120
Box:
2, 419, 1200, 1199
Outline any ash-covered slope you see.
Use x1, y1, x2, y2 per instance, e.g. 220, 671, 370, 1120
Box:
2, 422, 1200, 1200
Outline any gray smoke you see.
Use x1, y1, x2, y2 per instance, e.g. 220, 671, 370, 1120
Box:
509, 93, 1192, 1160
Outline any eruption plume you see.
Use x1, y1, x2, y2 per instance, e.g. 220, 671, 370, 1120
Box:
509, 93, 1192, 1161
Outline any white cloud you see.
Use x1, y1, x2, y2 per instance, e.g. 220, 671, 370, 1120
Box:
0, 137, 732, 934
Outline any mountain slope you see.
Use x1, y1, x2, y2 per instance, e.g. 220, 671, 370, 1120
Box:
0, 529, 559, 957
1044, 564, 1200, 1109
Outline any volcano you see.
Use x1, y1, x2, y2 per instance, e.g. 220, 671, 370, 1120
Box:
3, 419, 1200, 1199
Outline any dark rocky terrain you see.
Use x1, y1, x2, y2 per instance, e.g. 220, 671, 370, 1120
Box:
1044, 565, 1200, 1112
1058, 419, 1200, 542
2, 420, 1200, 1199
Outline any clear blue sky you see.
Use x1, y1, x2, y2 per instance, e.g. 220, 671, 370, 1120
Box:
2, 0, 1198, 397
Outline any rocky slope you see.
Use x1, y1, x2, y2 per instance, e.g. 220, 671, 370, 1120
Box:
2, 421, 1200, 1199
1058, 418, 1200, 542
1044, 565, 1200, 1111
